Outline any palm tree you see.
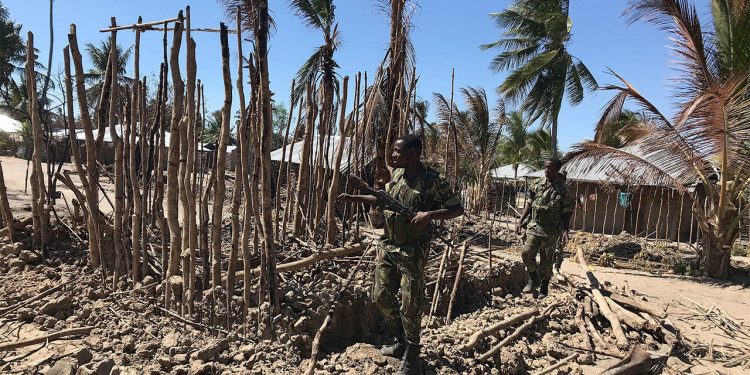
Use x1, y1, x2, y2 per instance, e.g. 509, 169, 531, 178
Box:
289, 0, 340, 105
593, 109, 643, 148
0, 2, 25, 92
201, 109, 237, 146
84, 37, 131, 111
567, 0, 750, 279
483, 0, 597, 154
456, 88, 505, 211
497, 110, 555, 173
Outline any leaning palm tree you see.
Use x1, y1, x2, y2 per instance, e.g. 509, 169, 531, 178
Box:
84, 37, 131, 111
483, 0, 597, 154
566, 0, 750, 279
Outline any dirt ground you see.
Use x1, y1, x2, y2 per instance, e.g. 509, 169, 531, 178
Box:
1, 155, 750, 374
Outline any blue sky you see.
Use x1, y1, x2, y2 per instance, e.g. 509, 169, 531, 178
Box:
4, 0, 686, 152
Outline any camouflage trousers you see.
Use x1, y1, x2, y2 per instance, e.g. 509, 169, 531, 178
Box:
521, 234, 559, 280
372, 241, 428, 346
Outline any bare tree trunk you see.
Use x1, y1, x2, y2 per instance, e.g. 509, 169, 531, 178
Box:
229, 9, 247, 328
212, 23, 232, 292
130, 19, 143, 283
254, 0, 279, 335
292, 84, 316, 236
325, 76, 349, 245
274, 80, 296, 242
108, 18, 125, 287
25, 32, 48, 251
183, 6, 198, 317
165, 11, 185, 308
67, 25, 103, 269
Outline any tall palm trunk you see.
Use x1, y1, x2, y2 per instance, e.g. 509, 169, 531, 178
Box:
325, 76, 349, 245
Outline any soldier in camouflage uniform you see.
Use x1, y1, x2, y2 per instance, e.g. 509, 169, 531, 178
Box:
337, 134, 463, 375
516, 158, 573, 298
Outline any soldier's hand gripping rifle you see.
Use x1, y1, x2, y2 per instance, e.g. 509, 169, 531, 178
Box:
347, 174, 455, 249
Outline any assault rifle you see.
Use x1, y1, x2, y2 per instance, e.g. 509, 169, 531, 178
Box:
347, 174, 454, 248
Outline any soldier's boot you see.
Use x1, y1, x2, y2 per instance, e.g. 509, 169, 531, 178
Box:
522, 272, 539, 294
395, 344, 421, 375
538, 279, 550, 299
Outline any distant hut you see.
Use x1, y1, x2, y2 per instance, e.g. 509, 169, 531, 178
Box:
488, 163, 535, 213
529, 148, 698, 243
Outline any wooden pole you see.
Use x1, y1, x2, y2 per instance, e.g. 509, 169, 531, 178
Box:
446, 242, 468, 322
25, 32, 48, 251
591, 186, 598, 235
212, 22, 232, 292
677, 192, 685, 249
325, 76, 350, 245
655, 187, 665, 240
67, 25, 103, 269
184, 6, 199, 316
634, 187, 644, 236
165, 11, 185, 309
602, 188, 611, 234
130, 16, 143, 283
108, 17, 124, 287
274, 79, 297, 242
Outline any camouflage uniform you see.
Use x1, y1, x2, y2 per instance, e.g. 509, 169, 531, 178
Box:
373, 167, 460, 346
522, 176, 573, 280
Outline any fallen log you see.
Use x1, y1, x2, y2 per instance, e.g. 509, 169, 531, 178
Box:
608, 293, 666, 320
0, 326, 93, 352
478, 302, 560, 362
532, 353, 579, 375
462, 307, 539, 350
225, 243, 364, 282
575, 246, 629, 349
574, 303, 594, 363
585, 315, 610, 352
606, 297, 653, 331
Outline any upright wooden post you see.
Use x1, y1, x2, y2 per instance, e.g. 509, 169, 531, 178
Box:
67, 25, 103, 270
130, 16, 143, 283
107, 17, 124, 287
26, 32, 48, 251
212, 22, 232, 292
325, 76, 350, 245
165, 11, 185, 308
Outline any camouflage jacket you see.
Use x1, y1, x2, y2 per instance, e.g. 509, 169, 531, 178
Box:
527, 176, 573, 238
382, 166, 460, 253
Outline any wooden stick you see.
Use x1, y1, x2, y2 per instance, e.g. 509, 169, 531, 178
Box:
574, 304, 594, 356
462, 307, 538, 350
575, 246, 629, 349
478, 304, 558, 362
99, 17, 180, 32
227, 243, 364, 281
446, 241, 468, 322
532, 353, 579, 375
0, 326, 93, 352
607, 293, 666, 319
